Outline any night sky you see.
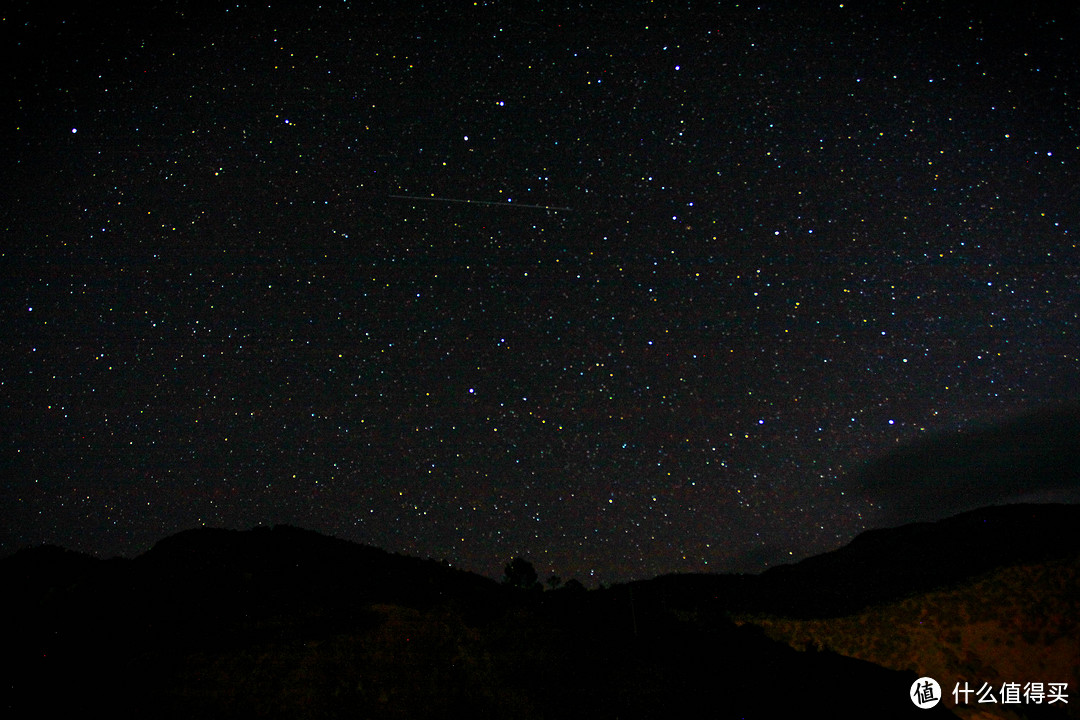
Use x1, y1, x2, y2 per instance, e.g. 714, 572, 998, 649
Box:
3, 0, 1078, 584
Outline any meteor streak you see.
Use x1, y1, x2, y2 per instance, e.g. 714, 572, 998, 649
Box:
389, 194, 572, 211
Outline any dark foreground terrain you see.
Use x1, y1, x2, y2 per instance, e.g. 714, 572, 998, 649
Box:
4, 504, 1078, 719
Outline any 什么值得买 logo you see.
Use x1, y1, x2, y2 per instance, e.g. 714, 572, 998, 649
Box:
911, 677, 941, 709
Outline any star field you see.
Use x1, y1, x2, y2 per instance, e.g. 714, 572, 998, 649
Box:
3, 0, 1078, 583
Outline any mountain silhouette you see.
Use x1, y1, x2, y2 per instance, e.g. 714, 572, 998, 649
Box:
6, 504, 1076, 718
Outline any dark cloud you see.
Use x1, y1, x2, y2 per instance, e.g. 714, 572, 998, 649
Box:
845, 404, 1080, 526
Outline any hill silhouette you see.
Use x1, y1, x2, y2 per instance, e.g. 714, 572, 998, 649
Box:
744, 554, 1079, 720
6, 504, 1077, 718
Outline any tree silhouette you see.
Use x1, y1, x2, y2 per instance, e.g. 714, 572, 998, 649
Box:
502, 557, 540, 591
562, 578, 586, 593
